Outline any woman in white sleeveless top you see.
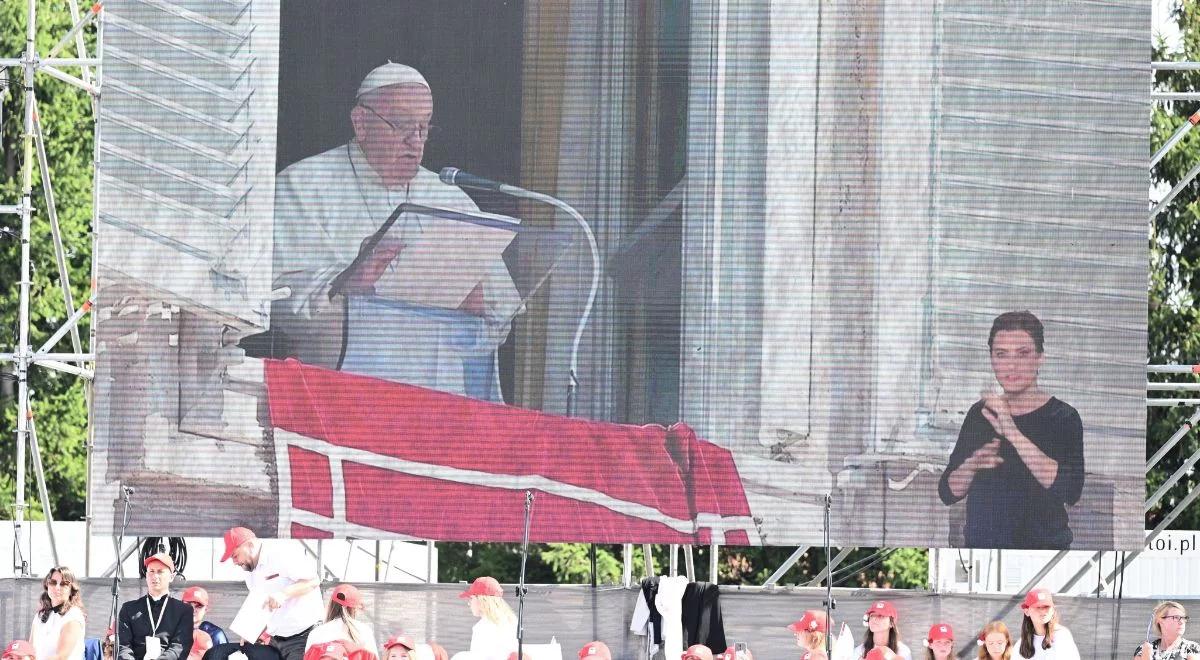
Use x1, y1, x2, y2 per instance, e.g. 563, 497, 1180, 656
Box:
29, 566, 85, 660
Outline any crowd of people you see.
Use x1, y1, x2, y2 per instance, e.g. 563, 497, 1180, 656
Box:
8, 530, 1198, 660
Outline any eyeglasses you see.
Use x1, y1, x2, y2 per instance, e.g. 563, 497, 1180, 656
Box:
358, 104, 437, 141
1162, 615, 1189, 623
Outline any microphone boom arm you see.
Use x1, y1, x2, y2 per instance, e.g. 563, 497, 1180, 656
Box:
441, 169, 601, 418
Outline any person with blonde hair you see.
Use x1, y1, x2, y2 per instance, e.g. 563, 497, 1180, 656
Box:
977, 621, 1014, 660
789, 610, 831, 658
1134, 601, 1200, 660
1016, 588, 1078, 660
305, 585, 378, 656
30, 566, 85, 660
459, 577, 516, 660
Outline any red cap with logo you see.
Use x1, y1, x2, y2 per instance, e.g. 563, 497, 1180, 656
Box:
382, 635, 415, 653
221, 527, 256, 562
458, 576, 504, 599
181, 586, 209, 607
862, 600, 898, 624
925, 623, 954, 645
864, 648, 897, 660
682, 645, 714, 660
331, 584, 362, 609
143, 552, 175, 572
578, 642, 611, 660
2, 641, 34, 660
788, 610, 829, 634
1021, 588, 1054, 609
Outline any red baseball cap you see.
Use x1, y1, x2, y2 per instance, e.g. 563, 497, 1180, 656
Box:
1021, 588, 1053, 609
682, 645, 714, 660
221, 527, 256, 562
143, 552, 175, 572
331, 584, 362, 609
181, 586, 209, 607
458, 576, 504, 599
2, 641, 34, 660
864, 648, 897, 660
926, 623, 953, 643
313, 642, 348, 660
382, 635, 415, 653
788, 610, 829, 634
863, 600, 898, 623
191, 630, 213, 654
578, 642, 611, 660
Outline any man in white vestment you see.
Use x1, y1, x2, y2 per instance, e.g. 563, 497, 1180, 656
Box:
271, 63, 520, 400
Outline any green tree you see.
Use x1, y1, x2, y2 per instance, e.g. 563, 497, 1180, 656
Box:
1148, 0, 1200, 532
0, 1, 95, 521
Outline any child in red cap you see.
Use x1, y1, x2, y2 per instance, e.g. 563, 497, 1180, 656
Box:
1016, 589, 1079, 660
789, 610, 831, 657
923, 624, 953, 660
855, 601, 912, 660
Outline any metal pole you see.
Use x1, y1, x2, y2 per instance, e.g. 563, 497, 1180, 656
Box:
763, 546, 810, 586
622, 543, 633, 588
27, 416, 60, 566
708, 543, 718, 583
426, 540, 435, 582
12, 0, 38, 577
1150, 160, 1200, 220
84, 1, 104, 579
1151, 111, 1200, 168
30, 99, 85, 366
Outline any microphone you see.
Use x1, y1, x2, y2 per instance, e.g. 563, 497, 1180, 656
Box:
439, 167, 521, 194
121, 485, 136, 497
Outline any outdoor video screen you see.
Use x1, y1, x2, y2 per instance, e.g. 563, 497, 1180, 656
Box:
91, 0, 1148, 550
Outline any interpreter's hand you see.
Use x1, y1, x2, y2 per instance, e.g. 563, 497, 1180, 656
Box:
344, 236, 405, 294
264, 593, 283, 611
1139, 641, 1152, 659
980, 393, 1017, 439
968, 438, 1004, 471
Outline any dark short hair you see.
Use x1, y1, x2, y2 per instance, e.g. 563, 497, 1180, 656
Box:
988, 311, 1044, 353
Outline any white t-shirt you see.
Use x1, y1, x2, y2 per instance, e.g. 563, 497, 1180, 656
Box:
1016, 628, 1081, 660
31, 606, 85, 660
853, 641, 913, 660
244, 542, 324, 637
305, 618, 378, 655
468, 618, 517, 660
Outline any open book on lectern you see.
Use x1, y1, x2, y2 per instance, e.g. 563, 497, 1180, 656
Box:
330, 202, 521, 311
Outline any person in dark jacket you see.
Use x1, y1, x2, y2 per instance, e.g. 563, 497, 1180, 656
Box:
938, 310, 1084, 549
117, 553, 193, 660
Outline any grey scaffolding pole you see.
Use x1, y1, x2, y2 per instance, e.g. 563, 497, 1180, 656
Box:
0, 1, 102, 576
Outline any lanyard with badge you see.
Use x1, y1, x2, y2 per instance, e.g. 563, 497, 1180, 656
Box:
144, 597, 167, 660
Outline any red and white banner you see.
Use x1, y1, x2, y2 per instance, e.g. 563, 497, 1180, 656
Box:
265, 359, 754, 544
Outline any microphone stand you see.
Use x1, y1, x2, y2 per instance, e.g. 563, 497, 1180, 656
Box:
512, 191, 600, 418
441, 171, 601, 418
110, 487, 134, 660
823, 493, 835, 659
516, 491, 535, 660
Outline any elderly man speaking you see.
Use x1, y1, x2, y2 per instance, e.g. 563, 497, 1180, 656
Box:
272, 62, 520, 401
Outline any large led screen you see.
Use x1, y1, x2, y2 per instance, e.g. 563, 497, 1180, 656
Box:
91, 0, 1148, 550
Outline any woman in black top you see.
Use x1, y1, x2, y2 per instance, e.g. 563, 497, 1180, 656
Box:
937, 311, 1084, 549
